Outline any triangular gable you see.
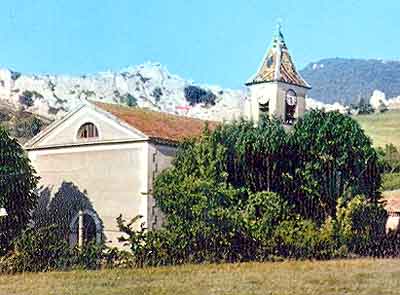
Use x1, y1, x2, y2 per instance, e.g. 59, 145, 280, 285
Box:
25, 102, 149, 150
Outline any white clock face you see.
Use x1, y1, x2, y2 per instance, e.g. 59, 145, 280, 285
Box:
286, 90, 297, 106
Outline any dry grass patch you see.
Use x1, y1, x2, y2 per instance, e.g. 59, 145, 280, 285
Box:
1, 259, 400, 295
355, 110, 400, 149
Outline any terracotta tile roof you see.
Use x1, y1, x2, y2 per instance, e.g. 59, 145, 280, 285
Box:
93, 102, 218, 143
246, 28, 310, 89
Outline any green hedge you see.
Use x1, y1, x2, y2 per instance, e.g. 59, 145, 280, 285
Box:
0, 225, 134, 274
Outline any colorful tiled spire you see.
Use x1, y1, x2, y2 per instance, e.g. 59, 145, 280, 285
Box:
246, 24, 310, 89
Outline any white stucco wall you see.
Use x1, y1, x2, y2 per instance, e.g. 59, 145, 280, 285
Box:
28, 141, 150, 247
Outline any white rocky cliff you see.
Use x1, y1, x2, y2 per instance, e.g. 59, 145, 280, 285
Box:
0, 63, 245, 122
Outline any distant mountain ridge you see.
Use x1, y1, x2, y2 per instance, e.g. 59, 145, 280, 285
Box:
300, 58, 400, 105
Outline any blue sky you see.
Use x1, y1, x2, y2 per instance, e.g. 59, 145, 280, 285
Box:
0, 0, 398, 88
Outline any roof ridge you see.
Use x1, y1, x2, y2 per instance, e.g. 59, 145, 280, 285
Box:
92, 101, 219, 143
92, 101, 219, 124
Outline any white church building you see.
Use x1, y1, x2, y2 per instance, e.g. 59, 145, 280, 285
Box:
25, 26, 310, 247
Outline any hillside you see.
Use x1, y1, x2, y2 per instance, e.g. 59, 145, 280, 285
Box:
0, 101, 50, 144
354, 110, 400, 148
300, 58, 400, 105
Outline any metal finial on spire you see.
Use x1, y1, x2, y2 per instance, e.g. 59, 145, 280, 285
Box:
275, 18, 284, 41
276, 18, 282, 34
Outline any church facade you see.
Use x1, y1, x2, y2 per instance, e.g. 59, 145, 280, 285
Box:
25, 26, 309, 247
25, 102, 212, 246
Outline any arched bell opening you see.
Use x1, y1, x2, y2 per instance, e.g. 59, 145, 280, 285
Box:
284, 89, 297, 125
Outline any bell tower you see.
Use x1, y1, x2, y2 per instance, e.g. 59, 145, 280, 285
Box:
245, 24, 311, 124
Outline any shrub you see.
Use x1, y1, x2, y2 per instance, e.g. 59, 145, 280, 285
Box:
19, 90, 43, 107
152, 87, 163, 103
103, 247, 135, 269
117, 215, 186, 266
155, 181, 255, 263
245, 191, 292, 238
0, 225, 70, 273
381, 173, 400, 191
0, 111, 11, 122
378, 101, 389, 113
10, 70, 21, 81
14, 115, 44, 138
19, 92, 34, 107
68, 241, 105, 270
0, 225, 120, 274
271, 216, 343, 260
377, 230, 400, 257
121, 93, 137, 107
80, 90, 96, 98
357, 98, 374, 115
117, 214, 148, 267
273, 218, 321, 259
120, 191, 296, 265
335, 196, 387, 256
184, 85, 216, 106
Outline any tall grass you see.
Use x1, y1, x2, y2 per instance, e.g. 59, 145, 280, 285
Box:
1, 259, 400, 295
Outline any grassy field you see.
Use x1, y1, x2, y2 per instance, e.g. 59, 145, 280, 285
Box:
1, 259, 400, 295
355, 110, 400, 148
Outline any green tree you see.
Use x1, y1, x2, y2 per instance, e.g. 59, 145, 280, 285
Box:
357, 97, 374, 115
288, 110, 381, 221
154, 131, 250, 262
0, 127, 39, 254
152, 124, 296, 262
145, 111, 384, 263
211, 117, 289, 193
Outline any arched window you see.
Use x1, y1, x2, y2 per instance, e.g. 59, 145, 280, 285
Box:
77, 123, 99, 139
69, 210, 102, 247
